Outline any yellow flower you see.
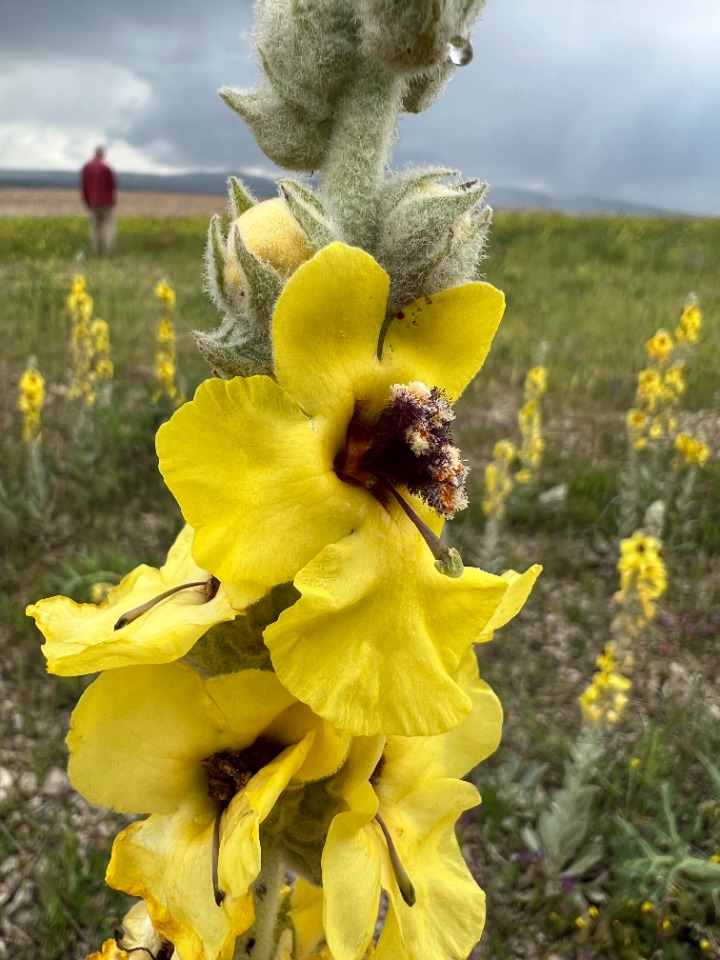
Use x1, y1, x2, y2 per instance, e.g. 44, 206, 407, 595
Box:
515, 467, 533, 485
70, 662, 349, 960
27, 525, 248, 675
322, 651, 502, 960
158, 243, 535, 737
674, 432, 710, 467
155, 280, 177, 309
645, 329, 674, 364
641, 900, 655, 913
87, 900, 172, 960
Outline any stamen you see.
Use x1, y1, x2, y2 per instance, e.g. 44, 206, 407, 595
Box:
385, 484, 464, 578
114, 577, 220, 630
375, 813, 416, 907
212, 810, 226, 906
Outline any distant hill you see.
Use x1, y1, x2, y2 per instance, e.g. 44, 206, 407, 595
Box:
0, 168, 667, 216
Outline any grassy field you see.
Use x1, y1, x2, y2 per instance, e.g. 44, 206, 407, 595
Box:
1, 210, 720, 959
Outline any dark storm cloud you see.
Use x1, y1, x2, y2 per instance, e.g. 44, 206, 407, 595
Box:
2, 0, 720, 213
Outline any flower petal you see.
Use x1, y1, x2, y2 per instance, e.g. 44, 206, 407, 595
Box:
380, 648, 503, 784
477, 564, 542, 642
28, 525, 239, 676
264, 506, 508, 736
219, 735, 315, 898
68, 663, 224, 814
375, 779, 486, 960
156, 376, 364, 591
273, 243, 389, 424
108, 800, 254, 960
323, 800, 381, 960
381, 282, 505, 402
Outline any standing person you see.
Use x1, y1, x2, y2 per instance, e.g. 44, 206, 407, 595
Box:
80, 145, 117, 255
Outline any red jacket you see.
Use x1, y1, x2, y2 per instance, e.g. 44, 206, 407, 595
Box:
81, 158, 117, 208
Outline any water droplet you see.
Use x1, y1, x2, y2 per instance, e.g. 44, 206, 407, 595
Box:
446, 36, 473, 67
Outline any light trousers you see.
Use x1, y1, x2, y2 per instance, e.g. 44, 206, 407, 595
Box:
89, 206, 117, 255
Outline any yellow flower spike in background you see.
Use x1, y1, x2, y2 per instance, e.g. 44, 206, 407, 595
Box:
322, 649, 503, 960
18, 358, 45, 444
675, 298, 701, 344
69, 662, 350, 960
157, 242, 536, 737
27, 525, 252, 675
153, 279, 184, 405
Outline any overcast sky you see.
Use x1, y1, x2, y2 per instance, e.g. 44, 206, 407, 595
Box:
1, 0, 719, 214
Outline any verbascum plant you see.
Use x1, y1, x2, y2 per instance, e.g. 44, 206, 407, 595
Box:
28, 3, 542, 958
516, 365, 547, 485
153, 279, 185, 406
620, 297, 711, 538
524, 532, 667, 888
480, 439, 517, 573
67, 273, 97, 407
91, 317, 114, 405
17, 355, 47, 507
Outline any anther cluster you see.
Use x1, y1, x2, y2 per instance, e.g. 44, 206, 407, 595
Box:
364, 381, 469, 518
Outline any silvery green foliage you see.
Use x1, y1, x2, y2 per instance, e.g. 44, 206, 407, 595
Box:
356, 0, 485, 72
221, 0, 485, 172
279, 179, 338, 249
377, 168, 492, 310
221, 0, 361, 171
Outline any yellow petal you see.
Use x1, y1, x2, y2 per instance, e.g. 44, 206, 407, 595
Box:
156, 376, 364, 591
273, 243, 389, 424
476, 564, 542, 642
375, 779, 485, 960
68, 664, 292, 815
265, 702, 351, 782
108, 800, 254, 960
219, 736, 315, 897
264, 506, 508, 736
380, 648, 503, 784
289, 878, 326, 957
381, 281, 505, 402
28, 525, 240, 676
323, 807, 381, 960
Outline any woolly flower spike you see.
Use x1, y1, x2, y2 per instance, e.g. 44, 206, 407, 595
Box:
675, 299, 701, 344
578, 645, 632, 725
482, 439, 516, 519
153, 280, 183, 405
322, 650, 502, 960
18, 358, 45, 443
158, 243, 538, 737
69, 662, 350, 960
616, 531, 667, 620
27, 525, 252, 675
67, 273, 97, 406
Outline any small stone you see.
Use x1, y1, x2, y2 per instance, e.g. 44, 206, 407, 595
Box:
41, 766, 69, 797
0, 769, 13, 803
16, 771, 37, 796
